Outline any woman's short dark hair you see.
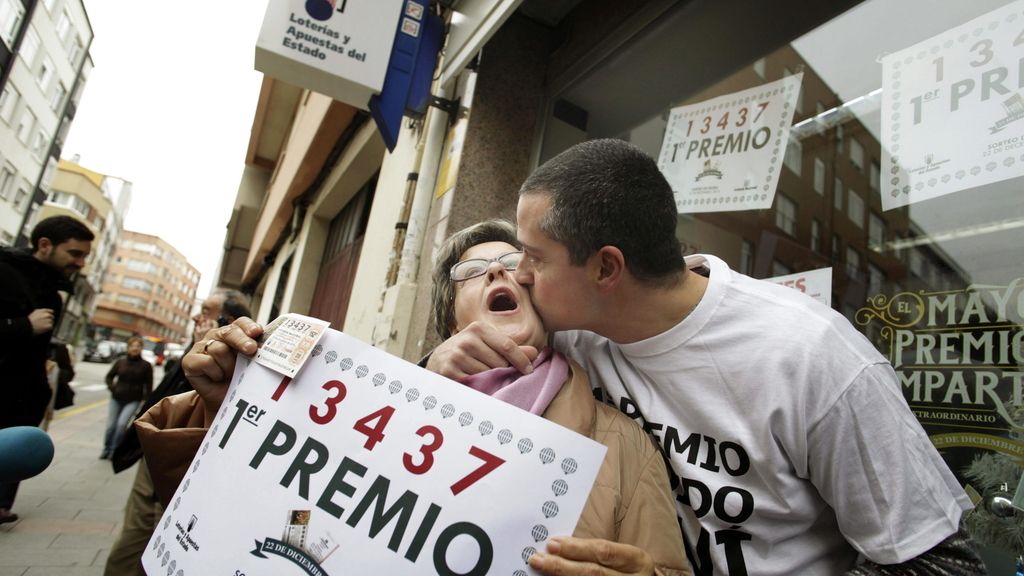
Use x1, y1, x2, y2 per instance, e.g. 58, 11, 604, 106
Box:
519, 139, 685, 284
30, 216, 95, 251
431, 220, 519, 339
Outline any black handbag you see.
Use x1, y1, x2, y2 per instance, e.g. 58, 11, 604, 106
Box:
54, 379, 75, 410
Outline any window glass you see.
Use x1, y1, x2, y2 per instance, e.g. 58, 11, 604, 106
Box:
0, 0, 23, 47
19, 26, 40, 66
541, 4, 1024, 563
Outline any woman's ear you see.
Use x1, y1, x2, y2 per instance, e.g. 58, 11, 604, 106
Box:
593, 246, 625, 290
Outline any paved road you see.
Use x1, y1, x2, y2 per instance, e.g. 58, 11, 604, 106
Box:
0, 359, 169, 576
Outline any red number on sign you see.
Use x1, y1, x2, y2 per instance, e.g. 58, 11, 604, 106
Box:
353, 406, 395, 450
309, 380, 347, 425
403, 425, 443, 475
271, 376, 291, 401
450, 446, 505, 496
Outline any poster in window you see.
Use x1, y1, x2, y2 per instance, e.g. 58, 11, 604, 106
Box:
657, 74, 802, 214
880, 0, 1024, 210
855, 279, 1024, 527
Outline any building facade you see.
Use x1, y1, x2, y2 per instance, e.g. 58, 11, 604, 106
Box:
222, 0, 1024, 568
93, 230, 199, 343
0, 0, 93, 246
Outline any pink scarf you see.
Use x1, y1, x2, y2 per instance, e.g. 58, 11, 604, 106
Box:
462, 348, 568, 415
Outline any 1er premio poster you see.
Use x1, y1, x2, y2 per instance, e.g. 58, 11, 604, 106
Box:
141, 329, 606, 576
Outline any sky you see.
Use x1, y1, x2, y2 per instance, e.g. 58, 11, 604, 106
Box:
63, 0, 271, 297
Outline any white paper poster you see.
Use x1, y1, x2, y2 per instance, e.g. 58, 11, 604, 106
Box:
658, 74, 803, 213
141, 330, 606, 576
767, 267, 833, 307
881, 0, 1024, 210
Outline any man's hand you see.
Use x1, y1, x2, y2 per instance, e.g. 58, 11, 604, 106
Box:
425, 321, 539, 381
528, 537, 656, 576
28, 308, 54, 335
182, 317, 262, 423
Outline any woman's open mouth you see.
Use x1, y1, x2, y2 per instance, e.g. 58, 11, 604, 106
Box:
487, 288, 519, 313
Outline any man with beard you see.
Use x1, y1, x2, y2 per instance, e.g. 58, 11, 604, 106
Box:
0, 215, 93, 523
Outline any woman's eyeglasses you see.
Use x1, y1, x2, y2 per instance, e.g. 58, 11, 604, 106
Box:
450, 251, 523, 282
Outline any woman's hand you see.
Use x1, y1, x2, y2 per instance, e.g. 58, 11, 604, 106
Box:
182, 317, 263, 421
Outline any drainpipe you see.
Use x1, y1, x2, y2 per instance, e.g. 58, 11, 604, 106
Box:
397, 84, 451, 285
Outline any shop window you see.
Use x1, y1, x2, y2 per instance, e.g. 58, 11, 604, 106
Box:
813, 157, 825, 194
775, 194, 797, 236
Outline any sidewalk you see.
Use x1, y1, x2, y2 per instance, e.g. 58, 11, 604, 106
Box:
0, 399, 136, 576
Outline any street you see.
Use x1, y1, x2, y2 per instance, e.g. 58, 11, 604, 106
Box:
0, 358, 170, 575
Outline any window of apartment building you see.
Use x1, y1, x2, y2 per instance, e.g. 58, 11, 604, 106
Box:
849, 137, 864, 173
775, 194, 797, 236
19, 26, 40, 66
0, 0, 23, 47
868, 212, 885, 248
16, 107, 35, 143
41, 0, 58, 13
740, 240, 754, 275
68, 36, 83, 66
847, 188, 864, 228
55, 8, 72, 43
845, 247, 860, 278
831, 234, 841, 263
0, 85, 17, 124
869, 160, 880, 192
784, 136, 801, 176
0, 164, 15, 201
37, 55, 55, 92
50, 82, 67, 112
772, 259, 793, 277
813, 157, 825, 195
833, 177, 843, 210
836, 123, 844, 154
811, 219, 821, 253
32, 128, 48, 160
48, 190, 90, 216
122, 276, 152, 293
868, 263, 884, 295
12, 183, 29, 211
117, 294, 146, 309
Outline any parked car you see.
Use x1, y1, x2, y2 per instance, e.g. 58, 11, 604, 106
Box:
84, 340, 126, 363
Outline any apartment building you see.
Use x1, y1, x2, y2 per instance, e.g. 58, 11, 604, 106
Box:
37, 157, 128, 343
92, 230, 199, 343
0, 0, 92, 245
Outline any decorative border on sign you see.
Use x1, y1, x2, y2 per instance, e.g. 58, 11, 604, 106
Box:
885, 8, 1023, 200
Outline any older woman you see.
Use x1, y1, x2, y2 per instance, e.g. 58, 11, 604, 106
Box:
430, 220, 689, 575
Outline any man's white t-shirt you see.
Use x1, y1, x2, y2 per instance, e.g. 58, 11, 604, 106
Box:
553, 254, 971, 575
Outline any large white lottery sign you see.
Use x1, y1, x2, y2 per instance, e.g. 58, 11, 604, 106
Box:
881, 1, 1024, 210
141, 330, 606, 576
658, 74, 802, 213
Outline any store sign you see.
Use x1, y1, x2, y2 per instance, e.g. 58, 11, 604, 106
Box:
880, 0, 1024, 210
855, 279, 1024, 482
255, 0, 405, 109
141, 329, 605, 576
767, 267, 832, 307
658, 74, 802, 214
